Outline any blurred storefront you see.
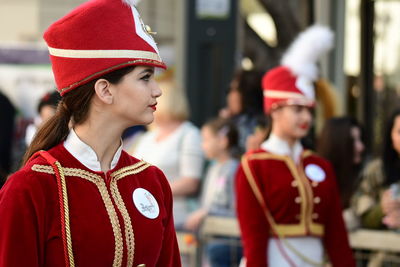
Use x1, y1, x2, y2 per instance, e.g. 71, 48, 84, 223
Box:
341, 0, 400, 154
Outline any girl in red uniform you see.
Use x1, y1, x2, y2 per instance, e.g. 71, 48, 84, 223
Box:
0, 0, 181, 266
235, 25, 355, 267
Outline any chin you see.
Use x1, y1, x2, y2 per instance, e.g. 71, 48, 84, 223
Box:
130, 114, 154, 126
142, 117, 154, 125
294, 130, 308, 139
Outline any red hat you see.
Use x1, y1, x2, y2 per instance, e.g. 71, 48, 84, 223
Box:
262, 25, 334, 113
262, 66, 315, 113
44, 0, 166, 96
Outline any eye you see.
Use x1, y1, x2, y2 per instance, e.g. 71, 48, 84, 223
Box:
141, 74, 151, 81
291, 106, 302, 113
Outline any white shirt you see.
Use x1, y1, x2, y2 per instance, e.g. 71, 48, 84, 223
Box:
133, 121, 204, 226
63, 129, 123, 172
261, 133, 303, 164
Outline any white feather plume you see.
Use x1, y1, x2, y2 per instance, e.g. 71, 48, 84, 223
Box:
123, 0, 141, 7
281, 24, 334, 82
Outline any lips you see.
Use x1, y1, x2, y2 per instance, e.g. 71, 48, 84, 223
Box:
299, 123, 309, 130
149, 104, 157, 110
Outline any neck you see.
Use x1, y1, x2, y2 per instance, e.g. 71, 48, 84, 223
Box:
74, 118, 124, 173
271, 129, 297, 148
215, 151, 231, 163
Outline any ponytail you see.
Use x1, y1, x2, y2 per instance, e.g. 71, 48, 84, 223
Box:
22, 85, 94, 166
22, 65, 136, 166
22, 101, 71, 165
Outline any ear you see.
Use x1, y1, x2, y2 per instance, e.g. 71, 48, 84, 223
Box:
94, 79, 113, 105
270, 108, 280, 121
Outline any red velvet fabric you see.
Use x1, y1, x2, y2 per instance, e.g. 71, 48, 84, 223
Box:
235, 149, 355, 267
262, 66, 313, 113
0, 143, 181, 267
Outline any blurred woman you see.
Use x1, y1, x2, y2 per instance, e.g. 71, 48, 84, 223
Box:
317, 117, 365, 230
133, 75, 205, 228
317, 117, 365, 209
219, 69, 264, 152
353, 108, 400, 229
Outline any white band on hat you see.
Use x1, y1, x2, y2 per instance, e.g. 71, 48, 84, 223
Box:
48, 47, 161, 61
263, 90, 308, 100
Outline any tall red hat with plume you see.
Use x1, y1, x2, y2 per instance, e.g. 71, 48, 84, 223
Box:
44, 0, 165, 96
262, 25, 334, 113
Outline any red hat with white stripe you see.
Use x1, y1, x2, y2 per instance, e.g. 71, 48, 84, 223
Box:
44, 0, 165, 96
262, 25, 334, 113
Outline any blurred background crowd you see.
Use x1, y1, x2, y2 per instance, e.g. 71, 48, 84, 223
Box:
1, 0, 400, 266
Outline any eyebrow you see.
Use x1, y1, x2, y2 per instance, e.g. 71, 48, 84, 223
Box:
139, 68, 154, 75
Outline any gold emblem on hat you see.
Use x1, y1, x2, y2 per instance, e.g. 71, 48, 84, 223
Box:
145, 25, 157, 35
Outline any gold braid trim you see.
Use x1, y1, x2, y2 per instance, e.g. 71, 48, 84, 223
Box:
32, 165, 124, 267
111, 161, 148, 177
241, 154, 324, 267
110, 180, 135, 267
54, 161, 75, 267
111, 161, 151, 181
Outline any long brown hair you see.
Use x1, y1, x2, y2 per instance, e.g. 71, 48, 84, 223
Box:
317, 117, 364, 209
22, 66, 135, 165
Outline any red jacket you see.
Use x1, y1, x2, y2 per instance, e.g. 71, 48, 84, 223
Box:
236, 149, 355, 267
0, 143, 181, 267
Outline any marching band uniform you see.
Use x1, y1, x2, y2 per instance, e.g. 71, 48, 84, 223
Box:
0, 0, 181, 266
235, 26, 355, 267
0, 131, 180, 266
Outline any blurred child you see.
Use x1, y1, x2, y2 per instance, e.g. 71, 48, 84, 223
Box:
184, 117, 242, 267
25, 90, 61, 146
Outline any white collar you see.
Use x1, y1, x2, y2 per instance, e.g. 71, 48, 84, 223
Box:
63, 129, 123, 172
261, 134, 303, 164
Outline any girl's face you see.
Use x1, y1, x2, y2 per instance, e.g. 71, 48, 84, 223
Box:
39, 105, 57, 124
271, 105, 312, 141
109, 66, 161, 126
351, 126, 365, 164
201, 126, 226, 160
391, 116, 400, 154
227, 89, 242, 116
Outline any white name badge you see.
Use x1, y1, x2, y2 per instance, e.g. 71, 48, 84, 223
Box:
305, 164, 326, 182
132, 188, 160, 219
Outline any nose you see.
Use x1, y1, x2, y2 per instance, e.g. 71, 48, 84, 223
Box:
152, 81, 162, 98
302, 107, 313, 123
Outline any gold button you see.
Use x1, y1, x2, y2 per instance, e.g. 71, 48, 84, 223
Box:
312, 181, 319, 187
312, 213, 319, 219
291, 180, 298, 187
314, 197, 321, 204
137, 265, 146, 267
295, 197, 301, 203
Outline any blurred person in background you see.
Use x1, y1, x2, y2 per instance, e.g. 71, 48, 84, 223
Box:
0, 0, 181, 266
184, 117, 242, 267
353, 108, 400, 230
0, 91, 16, 188
219, 69, 264, 152
133, 73, 205, 229
245, 115, 269, 152
235, 25, 355, 267
317, 117, 365, 230
25, 90, 61, 146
